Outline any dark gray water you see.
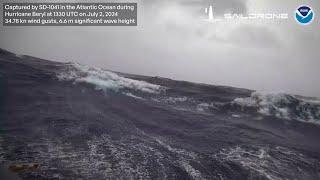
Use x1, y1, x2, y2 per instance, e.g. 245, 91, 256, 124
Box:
1, 49, 320, 180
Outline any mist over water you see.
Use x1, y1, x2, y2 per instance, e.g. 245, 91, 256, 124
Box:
1, 0, 320, 97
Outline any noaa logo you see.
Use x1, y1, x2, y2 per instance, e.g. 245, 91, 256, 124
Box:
295, 5, 314, 25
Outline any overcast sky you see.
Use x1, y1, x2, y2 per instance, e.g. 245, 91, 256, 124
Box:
1, 0, 319, 97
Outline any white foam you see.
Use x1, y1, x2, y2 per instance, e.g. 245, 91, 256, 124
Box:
215, 145, 319, 180
232, 114, 241, 118
233, 91, 320, 124
196, 102, 220, 112
123, 92, 145, 100
153, 137, 204, 179
215, 146, 278, 180
180, 161, 204, 180
57, 63, 164, 94
164, 97, 188, 103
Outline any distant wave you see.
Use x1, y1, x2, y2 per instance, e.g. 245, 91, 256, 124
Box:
232, 92, 320, 124
56, 63, 320, 125
2, 49, 320, 180
57, 63, 164, 94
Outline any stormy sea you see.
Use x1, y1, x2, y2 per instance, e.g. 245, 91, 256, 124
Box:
0, 48, 320, 180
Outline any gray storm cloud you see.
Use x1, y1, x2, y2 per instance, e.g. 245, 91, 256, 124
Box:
0, 0, 319, 97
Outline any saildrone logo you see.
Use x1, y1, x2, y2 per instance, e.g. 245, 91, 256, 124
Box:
295, 5, 314, 25
204, 5, 214, 21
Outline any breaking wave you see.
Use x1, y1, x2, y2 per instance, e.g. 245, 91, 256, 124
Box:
2, 50, 320, 180
57, 63, 164, 94
56, 63, 320, 125
232, 92, 320, 124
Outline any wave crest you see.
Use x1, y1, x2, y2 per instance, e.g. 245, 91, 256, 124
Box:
57, 63, 164, 94
232, 92, 320, 123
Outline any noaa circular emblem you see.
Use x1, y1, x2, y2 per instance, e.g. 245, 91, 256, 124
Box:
295, 5, 314, 25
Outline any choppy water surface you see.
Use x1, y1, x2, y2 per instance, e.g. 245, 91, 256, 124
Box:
1, 49, 320, 179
